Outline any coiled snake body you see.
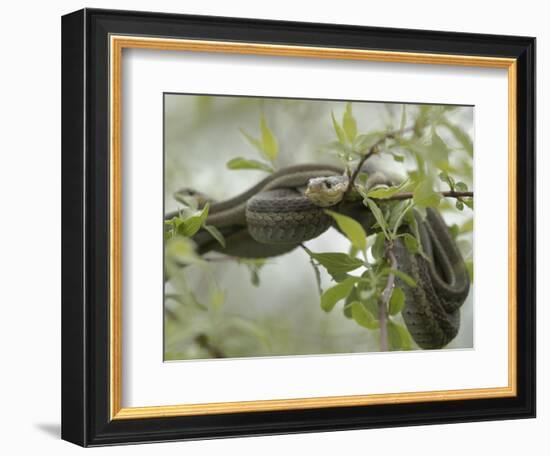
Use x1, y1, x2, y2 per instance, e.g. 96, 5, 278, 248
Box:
167, 164, 470, 349
392, 208, 470, 348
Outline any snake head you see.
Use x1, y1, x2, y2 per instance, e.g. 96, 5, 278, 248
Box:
173, 188, 211, 210
305, 175, 349, 207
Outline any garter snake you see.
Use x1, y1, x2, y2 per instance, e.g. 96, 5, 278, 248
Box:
166, 163, 470, 349
392, 208, 470, 348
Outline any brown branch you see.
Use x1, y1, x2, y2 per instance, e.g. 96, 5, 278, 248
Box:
348, 126, 415, 192
348, 145, 380, 188
375, 190, 473, 201
378, 246, 397, 352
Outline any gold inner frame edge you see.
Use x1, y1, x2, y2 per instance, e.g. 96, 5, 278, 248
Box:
109, 35, 518, 420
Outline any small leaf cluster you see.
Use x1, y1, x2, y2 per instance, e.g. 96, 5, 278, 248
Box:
361, 190, 421, 258
164, 193, 271, 360
398, 106, 473, 192
226, 114, 279, 173
303, 210, 415, 351
327, 102, 390, 163
439, 172, 473, 211
165, 192, 226, 247
327, 104, 473, 210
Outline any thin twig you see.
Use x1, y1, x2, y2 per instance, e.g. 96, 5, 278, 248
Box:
348, 126, 415, 194
348, 145, 381, 188
379, 246, 397, 352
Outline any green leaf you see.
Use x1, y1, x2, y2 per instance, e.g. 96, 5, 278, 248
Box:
465, 259, 474, 282
391, 153, 405, 162
460, 218, 474, 233
398, 138, 428, 158
303, 248, 364, 276
397, 322, 414, 349
366, 179, 411, 204
355, 132, 384, 152
402, 233, 420, 254
203, 224, 226, 248
177, 204, 210, 237
455, 181, 468, 192
438, 171, 455, 189
362, 295, 380, 319
320, 277, 359, 312
322, 141, 355, 162
463, 198, 474, 209
389, 200, 413, 236
165, 237, 205, 266
343, 102, 357, 142
455, 200, 465, 211
449, 223, 460, 239
226, 157, 274, 173
260, 115, 279, 162
331, 272, 353, 283
442, 120, 473, 156
388, 287, 405, 316
364, 198, 389, 238
166, 219, 180, 234
331, 111, 347, 144
351, 301, 380, 329
366, 185, 401, 199
413, 180, 441, 208
385, 268, 417, 287
210, 289, 225, 310
343, 285, 358, 319
387, 322, 401, 349
325, 210, 367, 253
239, 128, 264, 154
371, 232, 386, 261
387, 320, 413, 350
429, 131, 451, 171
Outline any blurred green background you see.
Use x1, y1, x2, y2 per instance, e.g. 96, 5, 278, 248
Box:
164, 95, 474, 361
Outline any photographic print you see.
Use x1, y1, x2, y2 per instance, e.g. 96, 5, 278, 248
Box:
62, 10, 535, 445
164, 95, 474, 360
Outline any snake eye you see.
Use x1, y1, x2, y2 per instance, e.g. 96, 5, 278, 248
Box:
325, 182, 332, 189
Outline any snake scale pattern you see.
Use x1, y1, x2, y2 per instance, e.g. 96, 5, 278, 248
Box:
392, 208, 470, 348
167, 164, 471, 349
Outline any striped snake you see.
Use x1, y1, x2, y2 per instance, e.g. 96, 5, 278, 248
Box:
166, 163, 470, 349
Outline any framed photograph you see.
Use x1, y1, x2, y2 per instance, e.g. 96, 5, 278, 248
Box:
61, 8, 535, 446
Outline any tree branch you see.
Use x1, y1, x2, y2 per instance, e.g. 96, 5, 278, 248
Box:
348, 126, 415, 191
375, 190, 473, 201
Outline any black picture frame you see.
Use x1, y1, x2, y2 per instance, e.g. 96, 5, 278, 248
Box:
62, 8, 535, 447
